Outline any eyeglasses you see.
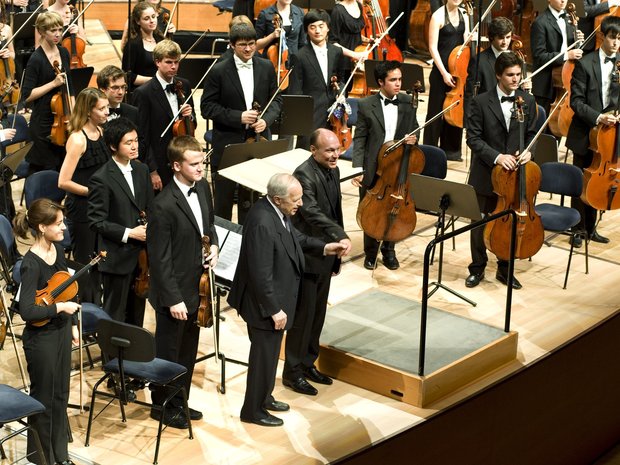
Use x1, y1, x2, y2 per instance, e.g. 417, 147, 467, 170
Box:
109, 85, 128, 92
235, 41, 256, 49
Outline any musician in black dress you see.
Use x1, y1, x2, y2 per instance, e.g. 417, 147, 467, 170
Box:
121, 0, 174, 50
423, 0, 469, 161
15, 199, 81, 465
22, 12, 74, 173
329, 0, 365, 86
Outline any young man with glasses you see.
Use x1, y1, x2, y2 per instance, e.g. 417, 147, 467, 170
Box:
97, 65, 139, 126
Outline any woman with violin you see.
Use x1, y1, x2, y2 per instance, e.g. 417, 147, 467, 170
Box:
565, 16, 620, 247
36, 0, 87, 49
22, 12, 74, 173
465, 51, 537, 290
88, 117, 153, 326
122, 1, 164, 95
423, 0, 469, 161
255, 0, 306, 55
58, 87, 110, 303
14, 199, 81, 465
121, 0, 175, 50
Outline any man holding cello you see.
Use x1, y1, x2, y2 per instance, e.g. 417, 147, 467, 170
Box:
466, 51, 537, 290
565, 15, 620, 247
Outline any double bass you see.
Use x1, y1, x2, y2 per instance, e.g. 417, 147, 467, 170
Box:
484, 96, 544, 260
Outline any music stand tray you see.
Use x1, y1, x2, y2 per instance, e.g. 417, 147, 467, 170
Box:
270, 95, 314, 136
219, 139, 290, 170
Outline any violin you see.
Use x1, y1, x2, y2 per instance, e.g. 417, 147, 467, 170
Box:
196, 235, 215, 328
328, 75, 352, 152
172, 80, 195, 137
61, 5, 86, 69
133, 211, 149, 299
246, 101, 268, 143
266, 13, 289, 90
50, 60, 71, 147
483, 96, 544, 260
356, 116, 425, 242
582, 61, 620, 211
30, 252, 106, 327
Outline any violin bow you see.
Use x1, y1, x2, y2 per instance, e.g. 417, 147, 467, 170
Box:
0, 2, 44, 53
207, 262, 219, 360
163, 0, 180, 38
0, 287, 29, 393
78, 303, 84, 413
182, 27, 211, 61
519, 42, 580, 86
258, 66, 294, 120
61, 0, 94, 39
456, 0, 497, 57
10, 70, 26, 129
327, 11, 405, 121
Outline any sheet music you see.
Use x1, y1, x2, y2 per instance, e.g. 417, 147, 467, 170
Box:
214, 225, 242, 285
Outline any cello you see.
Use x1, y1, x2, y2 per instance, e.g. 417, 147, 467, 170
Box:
50, 60, 71, 147
483, 96, 544, 260
362, 0, 403, 62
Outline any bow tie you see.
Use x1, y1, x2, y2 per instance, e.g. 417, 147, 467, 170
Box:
187, 185, 197, 197
109, 107, 120, 116
383, 98, 398, 106
165, 82, 176, 94
236, 61, 252, 70
605, 56, 616, 64
559, 12, 566, 18
501, 95, 515, 103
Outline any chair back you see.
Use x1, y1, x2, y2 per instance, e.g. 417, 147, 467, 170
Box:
97, 319, 155, 363
24, 170, 65, 208
539, 162, 583, 197
420, 145, 448, 179
533, 134, 558, 166
346, 98, 359, 127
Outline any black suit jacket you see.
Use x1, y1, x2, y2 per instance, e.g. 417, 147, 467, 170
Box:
352, 92, 419, 187
292, 156, 348, 274
466, 88, 538, 196
133, 76, 194, 183
147, 178, 218, 315
88, 159, 154, 275
579, 0, 610, 52
227, 197, 324, 331
531, 8, 579, 100
464, 47, 497, 124
200, 55, 282, 169
288, 43, 343, 132
566, 50, 618, 155
119, 102, 139, 126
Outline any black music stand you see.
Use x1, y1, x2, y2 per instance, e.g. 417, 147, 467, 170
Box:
179, 57, 218, 89
12, 12, 38, 41
364, 61, 426, 92
270, 95, 314, 136
410, 174, 481, 307
70, 66, 94, 95
0, 142, 30, 219
293, 0, 335, 11
219, 139, 290, 169
195, 216, 246, 394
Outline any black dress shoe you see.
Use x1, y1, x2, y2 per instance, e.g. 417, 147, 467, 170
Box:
178, 406, 203, 420
570, 234, 583, 249
465, 272, 484, 288
382, 254, 400, 270
241, 413, 284, 427
282, 377, 318, 396
303, 367, 333, 385
364, 256, 377, 270
150, 408, 189, 429
495, 272, 522, 290
264, 400, 290, 412
590, 231, 610, 243
56, 461, 76, 465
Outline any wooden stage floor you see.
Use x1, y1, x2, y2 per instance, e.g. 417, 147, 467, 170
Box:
1, 14, 620, 465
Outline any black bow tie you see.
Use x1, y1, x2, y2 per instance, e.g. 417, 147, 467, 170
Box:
187, 185, 197, 197
501, 95, 516, 103
559, 12, 566, 18
109, 107, 120, 116
165, 82, 176, 94
383, 98, 398, 106
605, 56, 616, 64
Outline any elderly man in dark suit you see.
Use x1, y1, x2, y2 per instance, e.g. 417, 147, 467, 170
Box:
133, 40, 194, 191
228, 173, 347, 427
531, 0, 584, 114
288, 9, 344, 149
201, 22, 282, 223
147, 136, 218, 429
565, 15, 620, 247
97, 65, 139, 126
282, 129, 352, 396
88, 117, 153, 326
466, 51, 537, 290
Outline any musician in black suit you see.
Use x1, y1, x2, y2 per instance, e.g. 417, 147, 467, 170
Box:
201, 23, 282, 223
531, 0, 584, 114
565, 16, 620, 246
88, 118, 154, 326
228, 173, 347, 427
147, 136, 218, 429
466, 52, 538, 290
579, 0, 620, 52
282, 129, 351, 396
133, 40, 195, 191
289, 9, 344, 149
97, 65, 139, 126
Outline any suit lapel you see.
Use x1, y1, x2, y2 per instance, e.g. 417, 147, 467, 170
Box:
545, 9, 563, 40
108, 161, 140, 210
226, 58, 247, 106
327, 44, 339, 85
196, 180, 211, 239
370, 94, 385, 132
308, 46, 326, 89
172, 182, 202, 236
488, 90, 508, 132
153, 79, 174, 120
593, 52, 604, 108
267, 202, 301, 273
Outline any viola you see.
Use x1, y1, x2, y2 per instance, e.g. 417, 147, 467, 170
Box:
172, 80, 195, 137
196, 235, 215, 328
266, 13, 289, 90
61, 5, 86, 69
328, 76, 352, 152
557, 3, 580, 137
50, 60, 71, 147
483, 96, 544, 260
30, 252, 106, 327
133, 211, 149, 299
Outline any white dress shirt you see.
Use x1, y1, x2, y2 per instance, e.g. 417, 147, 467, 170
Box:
311, 41, 329, 84
173, 176, 204, 236
549, 6, 569, 60
380, 92, 399, 143
155, 72, 179, 115
112, 157, 135, 243
600, 48, 616, 110
234, 54, 254, 111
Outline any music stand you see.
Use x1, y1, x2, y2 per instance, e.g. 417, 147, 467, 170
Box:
293, 0, 335, 11
12, 12, 38, 41
180, 57, 218, 89
410, 174, 481, 307
364, 61, 426, 92
70, 66, 94, 95
219, 139, 290, 169
270, 95, 314, 136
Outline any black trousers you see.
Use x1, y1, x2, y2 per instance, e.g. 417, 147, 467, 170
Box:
102, 270, 146, 327
152, 310, 200, 407
468, 192, 509, 276
283, 270, 332, 380
240, 326, 283, 421
571, 149, 598, 235
22, 320, 72, 465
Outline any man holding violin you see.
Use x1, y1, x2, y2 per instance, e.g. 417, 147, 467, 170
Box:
133, 39, 194, 191
466, 51, 537, 290
565, 15, 620, 247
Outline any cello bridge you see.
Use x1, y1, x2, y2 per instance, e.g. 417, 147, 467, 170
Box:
390, 193, 404, 200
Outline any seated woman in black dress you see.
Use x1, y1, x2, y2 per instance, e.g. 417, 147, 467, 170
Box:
22, 11, 74, 173
15, 199, 81, 465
